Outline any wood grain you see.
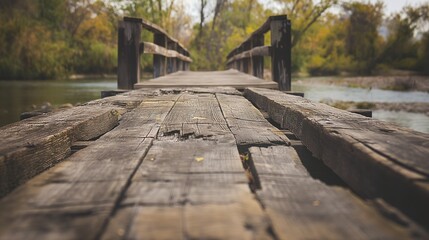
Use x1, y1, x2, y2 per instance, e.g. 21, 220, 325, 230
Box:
0, 93, 178, 239
134, 69, 278, 89
100, 91, 272, 240
216, 93, 290, 147
249, 146, 426, 239
0, 105, 122, 197
245, 87, 429, 227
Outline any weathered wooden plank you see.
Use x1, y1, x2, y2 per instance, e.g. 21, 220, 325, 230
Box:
245, 87, 429, 227
216, 93, 290, 147
0, 93, 179, 239
100, 91, 272, 240
159, 86, 242, 96
101, 140, 271, 240
252, 34, 265, 78
227, 15, 286, 60
248, 146, 427, 239
143, 41, 192, 62
124, 16, 189, 53
270, 18, 291, 91
135, 69, 278, 89
117, 20, 141, 90
0, 137, 153, 240
162, 93, 226, 126
226, 46, 270, 64
0, 105, 123, 197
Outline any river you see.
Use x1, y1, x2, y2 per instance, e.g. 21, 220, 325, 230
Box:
293, 78, 429, 133
0, 79, 116, 127
1, 78, 428, 133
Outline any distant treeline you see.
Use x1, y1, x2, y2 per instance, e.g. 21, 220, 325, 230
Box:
0, 0, 428, 80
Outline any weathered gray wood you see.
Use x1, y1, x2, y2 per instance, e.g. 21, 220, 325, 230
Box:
0, 93, 179, 239
227, 15, 286, 60
143, 41, 192, 63
216, 93, 290, 147
270, 18, 291, 91
226, 46, 270, 65
135, 69, 278, 89
124, 16, 189, 53
153, 34, 167, 78
159, 87, 242, 96
248, 146, 426, 239
100, 91, 272, 240
0, 105, 123, 197
245, 87, 429, 226
118, 20, 141, 90
252, 35, 265, 78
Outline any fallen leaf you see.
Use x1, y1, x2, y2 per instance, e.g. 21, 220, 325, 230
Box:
192, 117, 207, 120
195, 157, 204, 162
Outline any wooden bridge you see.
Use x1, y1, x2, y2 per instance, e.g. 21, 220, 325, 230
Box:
0, 16, 428, 239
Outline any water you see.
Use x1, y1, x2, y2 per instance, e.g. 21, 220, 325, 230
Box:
0, 79, 116, 127
292, 78, 429, 133
1, 77, 428, 133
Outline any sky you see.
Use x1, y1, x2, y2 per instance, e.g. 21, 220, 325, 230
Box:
186, 0, 429, 16
375, 0, 428, 14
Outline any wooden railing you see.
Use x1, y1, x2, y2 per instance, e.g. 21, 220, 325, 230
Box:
226, 15, 291, 91
117, 17, 192, 89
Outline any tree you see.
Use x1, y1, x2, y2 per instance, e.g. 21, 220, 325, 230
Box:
272, 0, 338, 47
343, 1, 384, 74
378, 3, 429, 71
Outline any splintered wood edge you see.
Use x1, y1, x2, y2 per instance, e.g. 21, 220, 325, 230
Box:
244, 87, 429, 227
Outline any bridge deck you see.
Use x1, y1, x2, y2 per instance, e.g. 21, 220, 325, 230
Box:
134, 69, 278, 89
0, 87, 428, 239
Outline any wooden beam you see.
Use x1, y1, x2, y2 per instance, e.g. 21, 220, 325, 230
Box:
117, 20, 141, 90
270, 18, 291, 91
227, 15, 287, 59
244, 87, 429, 227
124, 16, 189, 53
252, 35, 264, 78
226, 46, 270, 65
153, 34, 167, 78
143, 42, 192, 63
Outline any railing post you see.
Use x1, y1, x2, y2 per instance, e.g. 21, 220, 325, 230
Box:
166, 41, 176, 74
252, 35, 264, 78
242, 42, 251, 74
117, 20, 141, 90
185, 52, 190, 71
270, 16, 291, 91
176, 47, 183, 72
153, 34, 166, 78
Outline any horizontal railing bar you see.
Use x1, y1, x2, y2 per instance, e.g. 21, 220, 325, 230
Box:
124, 16, 189, 53
226, 15, 286, 60
226, 46, 271, 64
142, 42, 192, 63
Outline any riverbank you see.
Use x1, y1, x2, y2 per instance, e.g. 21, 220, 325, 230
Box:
320, 99, 429, 116
295, 75, 429, 92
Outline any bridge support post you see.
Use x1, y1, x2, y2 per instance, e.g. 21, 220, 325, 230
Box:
252, 35, 264, 78
166, 41, 176, 74
154, 34, 167, 78
117, 20, 141, 90
270, 17, 291, 91
242, 42, 251, 74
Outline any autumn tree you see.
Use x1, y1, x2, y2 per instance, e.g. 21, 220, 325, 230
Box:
343, 1, 384, 75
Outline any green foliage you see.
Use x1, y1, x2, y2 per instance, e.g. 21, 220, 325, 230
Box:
1, 0, 428, 79
0, 0, 118, 80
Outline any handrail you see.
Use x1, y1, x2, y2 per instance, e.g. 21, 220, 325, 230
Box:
118, 17, 192, 90
226, 15, 291, 91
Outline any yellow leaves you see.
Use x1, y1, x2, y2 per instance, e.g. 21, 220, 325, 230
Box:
195, 157, 204, 162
